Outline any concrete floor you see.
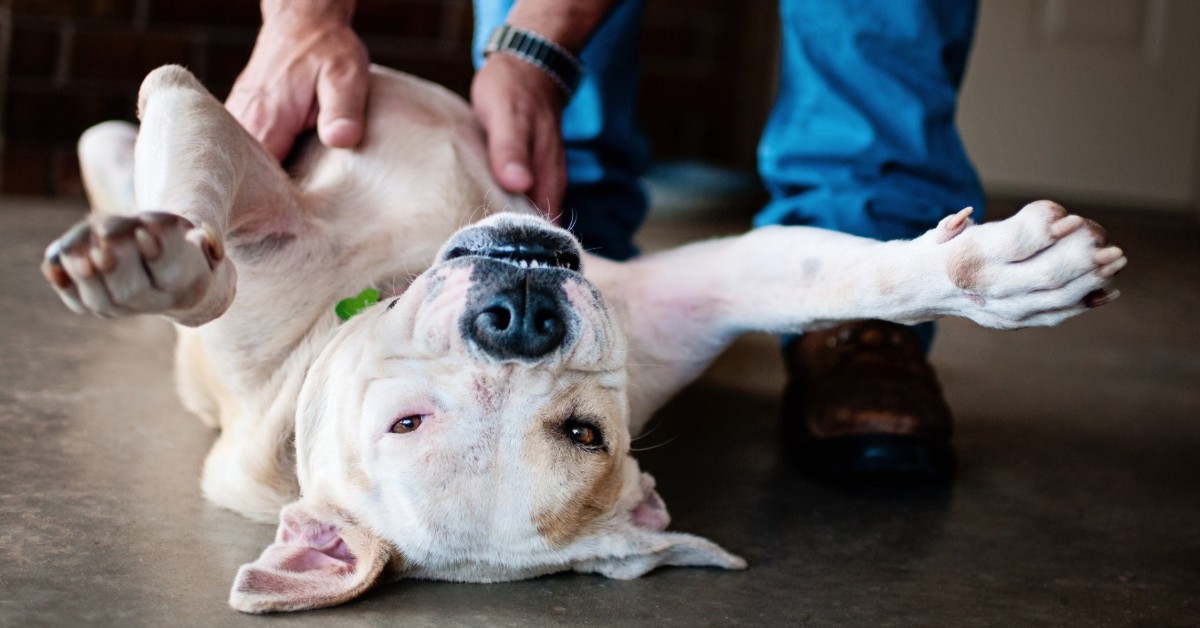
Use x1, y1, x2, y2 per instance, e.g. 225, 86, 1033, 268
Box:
1, 199, 1197, 626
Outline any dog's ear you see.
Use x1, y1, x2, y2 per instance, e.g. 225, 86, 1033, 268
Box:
570, 472, 746, 579
228, 501, 394, 614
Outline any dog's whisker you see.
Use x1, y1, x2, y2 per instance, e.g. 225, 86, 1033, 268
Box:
631, 417, 670, 442
630, 433, 682, 453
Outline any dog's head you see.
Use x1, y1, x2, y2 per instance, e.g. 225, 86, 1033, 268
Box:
229, 214, 744, 613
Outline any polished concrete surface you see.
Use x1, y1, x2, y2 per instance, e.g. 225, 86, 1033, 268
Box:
1, 199, 1197, 626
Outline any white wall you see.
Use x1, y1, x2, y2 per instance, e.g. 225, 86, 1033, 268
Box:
958, 0, 1200, 213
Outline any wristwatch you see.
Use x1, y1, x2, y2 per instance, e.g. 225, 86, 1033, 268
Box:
483, 24, 585, 100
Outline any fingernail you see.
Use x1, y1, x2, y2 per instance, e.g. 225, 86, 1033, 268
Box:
322, 118, 362, 147
502, 162, 532, 189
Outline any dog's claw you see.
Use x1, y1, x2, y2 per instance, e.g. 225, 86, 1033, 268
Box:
60, 221, 92, 252
89, 242, 119, 273
96, 215, 140, 239
1099, 255, 1127, 278
1084, 219, 1111, 246
135, 226, 162, 261
41, 254, 72, 289
1084, 288, 1120, 308
1050, 214, 1084, 238
202, 222, 225, 264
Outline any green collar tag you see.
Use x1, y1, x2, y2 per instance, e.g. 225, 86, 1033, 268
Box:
335, 288, 381, 321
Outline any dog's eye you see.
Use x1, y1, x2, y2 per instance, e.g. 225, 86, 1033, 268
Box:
391, 415, 423, 434
563, 418, 606, 452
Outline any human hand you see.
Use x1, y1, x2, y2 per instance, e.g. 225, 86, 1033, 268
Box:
470, 53, 568, 220
226, 2, 369, 161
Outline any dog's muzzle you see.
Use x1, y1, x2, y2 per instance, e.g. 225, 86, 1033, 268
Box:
443, 219, 583, 361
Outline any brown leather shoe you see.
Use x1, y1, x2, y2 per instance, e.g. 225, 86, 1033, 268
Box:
782, 320, 956, 482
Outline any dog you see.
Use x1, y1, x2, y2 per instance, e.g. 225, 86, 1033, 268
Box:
40, 65, 1126, 613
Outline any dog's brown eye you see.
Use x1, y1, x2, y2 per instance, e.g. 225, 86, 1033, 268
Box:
563, 418, 605, 451
391, 415, 423, 434
569, 425, 595, 445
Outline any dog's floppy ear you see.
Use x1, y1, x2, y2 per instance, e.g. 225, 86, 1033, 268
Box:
572, 529, 747, 579
229, 501, 394, 614
570, 472, 746, 579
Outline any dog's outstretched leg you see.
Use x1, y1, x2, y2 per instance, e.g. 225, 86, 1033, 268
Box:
42, 65, 298, 327
589, 201, 1125, 427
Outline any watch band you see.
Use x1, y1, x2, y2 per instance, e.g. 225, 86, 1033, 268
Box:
483, 24, 584, 100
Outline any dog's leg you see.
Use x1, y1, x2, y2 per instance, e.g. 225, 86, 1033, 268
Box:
42, 65, 299, 327
590, 201, 1125, 427
78, 121, 138, 215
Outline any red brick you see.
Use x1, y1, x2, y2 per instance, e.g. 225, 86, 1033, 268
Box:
148, 0, 260, 27
11, 0, 135, 20
53, 148, 86, 198
354, 0, 447, 39
9, 25, 61, 80
199, 38, 257, 99
71, 28, 197, 83
5, 88, 135, 143
442, 0, 474, 44
1, 143, 55, 196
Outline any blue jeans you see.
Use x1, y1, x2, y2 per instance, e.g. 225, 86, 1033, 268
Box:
474, 1, 985, 346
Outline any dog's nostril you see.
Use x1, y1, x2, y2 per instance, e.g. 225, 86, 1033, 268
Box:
533, 309, 562, 337
477, 303, 514, 333
466, 288, 567, 360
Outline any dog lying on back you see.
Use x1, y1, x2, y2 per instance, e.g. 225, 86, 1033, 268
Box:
40, 65, 1125, 613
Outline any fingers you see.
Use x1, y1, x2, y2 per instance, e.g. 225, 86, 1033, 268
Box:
529, 117, 567, 222
234, 94, 309, 162
225, 17, 369, 161
472, 54, 568, 220
316, 43, 369, 149
485, 104, 536, 195
226, 60, 316, 161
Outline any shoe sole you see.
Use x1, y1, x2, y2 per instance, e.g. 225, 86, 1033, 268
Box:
790, 434, 957, 484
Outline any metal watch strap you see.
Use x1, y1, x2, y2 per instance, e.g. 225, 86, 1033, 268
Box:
483, 24, 584, 100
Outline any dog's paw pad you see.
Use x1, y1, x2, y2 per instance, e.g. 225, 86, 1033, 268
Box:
945, 201, 1127, 328
41, 211, 225, 318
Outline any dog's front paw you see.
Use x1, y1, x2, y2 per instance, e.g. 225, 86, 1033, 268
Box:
939, 200, 1126, 328
41, 211, 233, 324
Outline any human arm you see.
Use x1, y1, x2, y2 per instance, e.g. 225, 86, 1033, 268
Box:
226, 0, 369, 161
470, 0, 621, 218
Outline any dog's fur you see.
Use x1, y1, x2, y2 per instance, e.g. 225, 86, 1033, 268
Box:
41, 65, 1126, 613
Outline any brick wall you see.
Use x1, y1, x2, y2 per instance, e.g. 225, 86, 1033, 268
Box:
0, 0, 777, 197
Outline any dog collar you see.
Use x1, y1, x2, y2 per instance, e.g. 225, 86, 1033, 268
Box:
335, 288, 380, 321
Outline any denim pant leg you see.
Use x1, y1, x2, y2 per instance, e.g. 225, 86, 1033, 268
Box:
755, 0, 986, 349
473, 0, 650, 261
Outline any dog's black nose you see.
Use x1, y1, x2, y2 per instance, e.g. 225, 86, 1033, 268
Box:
467, 284, 566, 359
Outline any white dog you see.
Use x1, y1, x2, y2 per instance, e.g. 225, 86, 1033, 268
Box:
41, 65, 1125, 613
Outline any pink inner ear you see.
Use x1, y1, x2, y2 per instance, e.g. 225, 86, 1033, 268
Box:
277, 540, 354, 573
231, 503, 388, 613
279, 511, 356, 565
267, 506, 359, 573
631, 476, 671, 531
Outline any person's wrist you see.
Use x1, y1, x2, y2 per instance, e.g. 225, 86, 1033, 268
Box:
504, 1, 615, 53
483, 24, 583, 101
262, 0, 355, 23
